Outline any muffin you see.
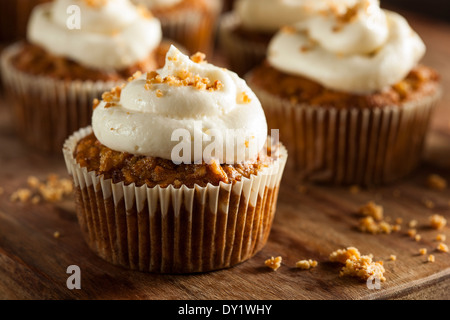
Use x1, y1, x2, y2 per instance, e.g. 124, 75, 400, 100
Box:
246, 0, 441, 186
0, 0, 172, 153
219, 0, 326, 75
132, 0, 222, 56
62, 46, 288, 273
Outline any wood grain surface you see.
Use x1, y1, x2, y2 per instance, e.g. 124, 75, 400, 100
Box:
0, 9, 449, 300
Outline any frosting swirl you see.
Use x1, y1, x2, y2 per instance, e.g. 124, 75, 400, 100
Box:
28, 0, 162, 71
92, 46, 268, 164
235, 0, 357, 33
267, 0, 426, 93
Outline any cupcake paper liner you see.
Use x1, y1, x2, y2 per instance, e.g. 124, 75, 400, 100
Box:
247, 74, 442, 186
63, 126, 288, 273
155, 0, 222, 56
0, 42, 118, 153
218, 13, 268, 76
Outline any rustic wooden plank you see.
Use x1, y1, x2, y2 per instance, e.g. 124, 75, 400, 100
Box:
0, 9, 449, 300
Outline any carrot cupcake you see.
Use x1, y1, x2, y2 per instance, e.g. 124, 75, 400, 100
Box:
246, 0, 441, 185
132, 0, 222, 56
0, 0, 169, 153
219, 0, 327, 75
63, 46, 288, 273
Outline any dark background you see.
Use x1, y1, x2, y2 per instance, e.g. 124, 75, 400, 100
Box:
383, 0, 450, 22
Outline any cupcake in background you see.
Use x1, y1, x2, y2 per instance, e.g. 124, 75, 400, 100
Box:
1, 0, 172, 153
132, 0, 222, 56
63, 46, 288, 273
246, 0, 441, 186
219, 0, 327, 75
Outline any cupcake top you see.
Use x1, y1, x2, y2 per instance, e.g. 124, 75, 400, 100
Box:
235, 0, 355, 33
92, 46, 268, 164
27, 0, 162, 71
267, 0, 426, 93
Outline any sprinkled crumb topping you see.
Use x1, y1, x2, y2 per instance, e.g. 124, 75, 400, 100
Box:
389, 255, 396, 261
144, 70, 224, 92
329, 247, 361, 264
296, 259, 318, 270
237, 91, 251, 104
190, 52, 207, 64
419, 248, 427, 255
83, 0, 108, 8
428, 255, 435, 263
265, 256, 282, 271
95, 85, 124, 109
436, 234, 446, 242
430, 214, 447, 230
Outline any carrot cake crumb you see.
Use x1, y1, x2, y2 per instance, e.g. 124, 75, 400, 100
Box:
395, 218, 403, 225
336, 252, 386, 282
415, 234, 422, 242
265, 256, 282, 271
358, 216, 392, 234
296, 259, 318, 270
358, 201, 384, 221
437, 243, 449, 253
53, 231, 61, 239
419, 248, 427, 255
430, 214, 447, 230
436, 234, 446, 242
427, 174, 447, 190
329, 247, 361, 264
389, 255, 396, 261
10, 188, 32, 203
407, 229, 417, 238
408, 220, 418, 228
428, 254, 435, 263
392, 224, 401, 232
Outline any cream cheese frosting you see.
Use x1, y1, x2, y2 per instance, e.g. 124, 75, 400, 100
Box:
267, 0, 426, 94
28, 0, 162, 71
92, 46, 268, 164
235, 0, 358, 33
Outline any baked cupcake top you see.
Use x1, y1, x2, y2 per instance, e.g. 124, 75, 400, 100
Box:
27, 0, 162, 71
92, 45, 268, 164
267, 0, 426, 93
235, 0, 349, 33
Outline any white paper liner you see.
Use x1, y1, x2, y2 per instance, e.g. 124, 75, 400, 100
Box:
63, 126, 287, 273
218, 12, 268, 76
154, 0, 222, 56
0, 42, 119, 153
247, 72, 442, 186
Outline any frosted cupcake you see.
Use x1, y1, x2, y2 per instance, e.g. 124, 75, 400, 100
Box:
246, 0, 441, 185
1, 0, 169, 153
219, 0, 329, 75
63, 46, 287, 273
132, 0, 222, 56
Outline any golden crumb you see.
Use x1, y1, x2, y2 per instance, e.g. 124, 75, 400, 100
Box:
265, 256, 282, 271
190, 52, 206, 64
281, 25, 296, 34
128, 71, 142, 82
296, 259, 318, 270
436, 234, 446, 242
407, 229, 417, 238
237, 91, 252, 104
358, 216, 392, 234
10, 188, 32, 203
92, 98, 100, 110
358, 201, 383, 221
156, 89, 164, 98
427, 174, 447, 190
437, 243, 449, 253
430, 214, 447, 230
408, 220, 418, 228
53, 231, 61, 239
419, 248, 427, 255
340, 255, 386, 282
389, 255, 396, 261
329, 247, 361, 264
31, 196, 40, 205
145, 70, 223, 92
395, 218, 403, 225
415, 234, 422, 242
392, 224, 401, 232
428, 254, 435, 263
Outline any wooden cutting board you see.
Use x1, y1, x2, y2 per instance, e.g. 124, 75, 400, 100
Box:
0, 10, 449, 300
